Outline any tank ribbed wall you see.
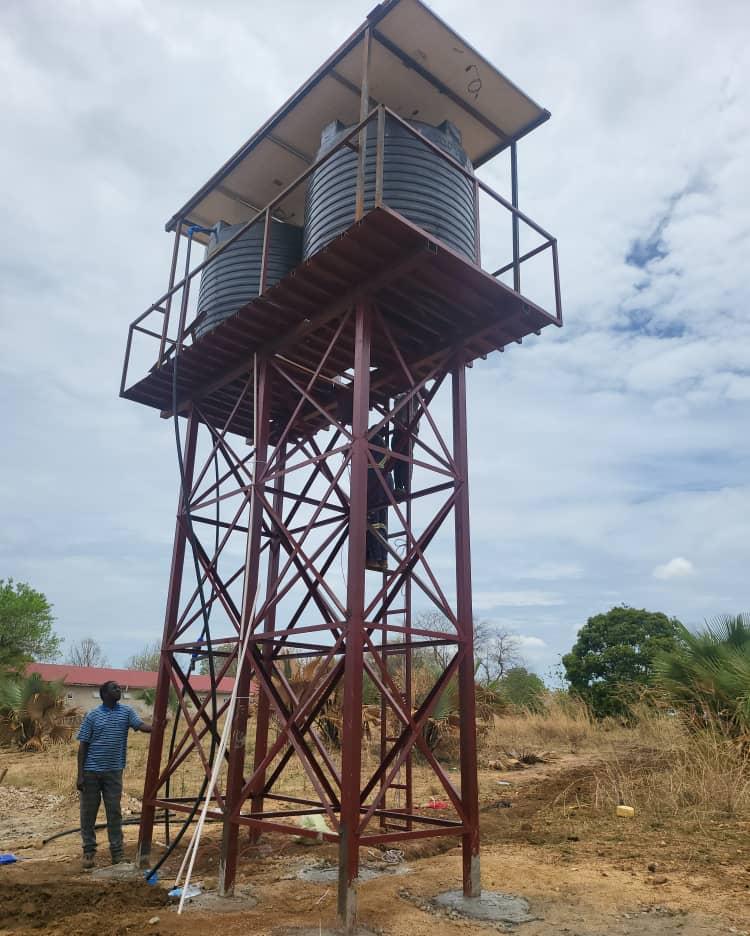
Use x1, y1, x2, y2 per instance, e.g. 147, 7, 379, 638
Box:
303, 117, 476, 261
195, 220, 302, 338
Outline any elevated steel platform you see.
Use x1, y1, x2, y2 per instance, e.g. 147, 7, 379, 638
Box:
122, 206, 558, 441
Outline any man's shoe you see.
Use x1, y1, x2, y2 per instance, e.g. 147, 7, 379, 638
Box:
111, 854, 126, 865
82, 853, 95, 870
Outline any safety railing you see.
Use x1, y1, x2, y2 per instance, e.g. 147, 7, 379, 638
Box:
120, 105, 562, 396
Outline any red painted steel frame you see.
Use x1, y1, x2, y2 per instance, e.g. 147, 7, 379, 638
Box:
136, 294, 483, 923
136, 408, 199, 867
126, 13, 565, 928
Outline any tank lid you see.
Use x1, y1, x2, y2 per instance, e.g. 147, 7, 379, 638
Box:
165, 0, 550, 242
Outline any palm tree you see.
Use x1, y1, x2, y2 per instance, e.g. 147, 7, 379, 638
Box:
653, 613, 750, 737
0, 672, 81, 750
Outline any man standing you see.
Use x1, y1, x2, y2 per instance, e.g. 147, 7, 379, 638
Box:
76, 680, 152, 869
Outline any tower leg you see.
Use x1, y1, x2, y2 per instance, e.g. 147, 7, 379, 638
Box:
452, 363, 481, 897
219, 360, 271, 895
337, 301, 372, 927
249, 443, 286, 839
137, 411, 199, 868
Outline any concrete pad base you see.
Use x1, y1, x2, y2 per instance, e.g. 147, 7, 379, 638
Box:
91, 862, 142, 880
298, 862, 411, 884
433, 889, 534, 925
274, 929, 378, 936
171, 886, 257, 913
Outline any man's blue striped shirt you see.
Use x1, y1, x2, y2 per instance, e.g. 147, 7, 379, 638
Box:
77, 703, 143, 772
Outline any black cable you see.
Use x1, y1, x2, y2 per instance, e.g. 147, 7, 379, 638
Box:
42, 815, 166, 845
41, 813, 221, 847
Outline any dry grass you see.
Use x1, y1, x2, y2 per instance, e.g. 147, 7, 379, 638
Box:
590, 712, 750, 822
0, 721, 398, 804
483, 696, 750, 824
3, 694, 749, 829
483, 692, 607, 758
0, 732, 152, 798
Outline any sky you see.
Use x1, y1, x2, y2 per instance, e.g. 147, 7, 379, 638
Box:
1, 0, 748, 678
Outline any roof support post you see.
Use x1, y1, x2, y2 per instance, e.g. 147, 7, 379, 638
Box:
375, 106, 386, 208
511, 142, 520, 293
355, 27, 372, 221
259, 208, 273, 294
159, 221, 184, 367
175, 235, 195, 355
552, 239, 563, 324
472, 178, 481, 267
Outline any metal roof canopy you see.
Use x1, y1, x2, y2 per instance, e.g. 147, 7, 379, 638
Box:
167, 0, 549, 241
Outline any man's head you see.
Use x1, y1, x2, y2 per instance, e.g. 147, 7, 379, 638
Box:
99, 681, 121, 705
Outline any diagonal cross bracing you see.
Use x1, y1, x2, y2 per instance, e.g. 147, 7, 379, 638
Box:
139, 297, 482, 911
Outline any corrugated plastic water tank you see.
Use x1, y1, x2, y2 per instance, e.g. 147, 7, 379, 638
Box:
302, 117, 476, 262
195, 219, 302, 338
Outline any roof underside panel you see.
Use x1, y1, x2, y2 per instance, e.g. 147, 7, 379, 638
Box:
335, 40, 504, 160
169, 0, 548, 239
184, 74, 360, 239
373, 0, 543, 143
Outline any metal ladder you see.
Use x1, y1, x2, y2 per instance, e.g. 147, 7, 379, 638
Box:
378, 425, 414, 832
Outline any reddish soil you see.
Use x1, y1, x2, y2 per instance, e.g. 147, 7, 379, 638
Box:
0, 879, 166, 935
1, 756, 748, 935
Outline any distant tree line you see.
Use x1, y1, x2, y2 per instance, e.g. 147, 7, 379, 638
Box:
3, 577, 747, 736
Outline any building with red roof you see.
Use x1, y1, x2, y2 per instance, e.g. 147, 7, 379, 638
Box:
27, 663, 239, 717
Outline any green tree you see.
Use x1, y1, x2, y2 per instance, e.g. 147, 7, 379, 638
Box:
498, 666, 545, 711
0, 579, 61, 672
562, 605, 680, 717
134, 686, 180, 714
126, 641, 161, 672
653, 613, 750, 736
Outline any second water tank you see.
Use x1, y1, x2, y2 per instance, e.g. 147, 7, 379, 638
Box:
302, 117, 477, 262
195, 219, 302, 339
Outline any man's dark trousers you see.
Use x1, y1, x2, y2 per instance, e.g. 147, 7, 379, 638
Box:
80, 770, 124, 860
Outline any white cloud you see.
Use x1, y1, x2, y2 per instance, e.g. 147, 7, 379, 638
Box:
0, 0, 747, 673
518, 563, 583, 582
515, 635, 549, 665
653, 557, 696, 580
473, 591, 565, 610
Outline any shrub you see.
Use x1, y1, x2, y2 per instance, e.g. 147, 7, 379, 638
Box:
653, 613, 750, 738
0, 672, 80, 751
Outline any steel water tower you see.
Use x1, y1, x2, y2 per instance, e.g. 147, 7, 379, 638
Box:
120, 0, 562, 926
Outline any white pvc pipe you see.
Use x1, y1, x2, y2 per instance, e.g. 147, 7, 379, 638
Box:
175, 355, 260, 914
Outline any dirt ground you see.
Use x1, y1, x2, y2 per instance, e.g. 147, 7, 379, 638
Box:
1, 752, 749, 935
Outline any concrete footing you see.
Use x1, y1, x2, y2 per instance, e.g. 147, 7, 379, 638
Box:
298, 863, 410, 884
274, 929, 378, 936
433, 890, 534, 925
